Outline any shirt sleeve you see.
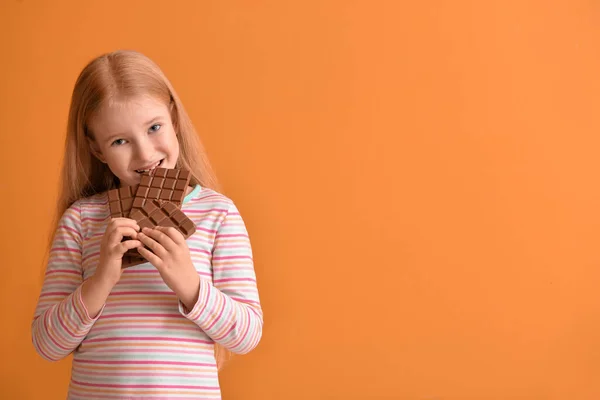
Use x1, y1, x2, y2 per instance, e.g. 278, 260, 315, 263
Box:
179, 201, 263, 354
31, 201, 103, 361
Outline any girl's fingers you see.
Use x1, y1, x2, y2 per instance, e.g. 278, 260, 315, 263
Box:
119, 239, 143, 253
141, 227, 177, 252
109, 218, 141, 230
108, 227, 139, 247
154, 226, 185, 245
137, 247, 162, 268
138, 231, 167, 258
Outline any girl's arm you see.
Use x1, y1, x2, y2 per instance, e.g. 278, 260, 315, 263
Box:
179, 202, 263, 355
31, 202, 102, 361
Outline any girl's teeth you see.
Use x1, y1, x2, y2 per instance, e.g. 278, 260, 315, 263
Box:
136, 160, 162, 173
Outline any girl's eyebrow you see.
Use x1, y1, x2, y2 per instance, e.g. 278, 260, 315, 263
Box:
144, 116, 162, 125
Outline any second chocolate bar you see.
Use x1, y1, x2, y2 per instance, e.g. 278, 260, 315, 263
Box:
130, 200, 196, 239
107, 185, 138, 218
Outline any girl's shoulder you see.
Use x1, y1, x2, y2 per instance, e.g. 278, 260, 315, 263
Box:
185, 186, 236, 209
73, 191, 109, 209
184, 186, 248, 220
64, 192, 109, 220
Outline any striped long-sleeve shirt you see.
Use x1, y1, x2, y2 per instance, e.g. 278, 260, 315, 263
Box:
31, 185, 263, 399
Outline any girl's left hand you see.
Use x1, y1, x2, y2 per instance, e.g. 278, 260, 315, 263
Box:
137, 226, 200, 310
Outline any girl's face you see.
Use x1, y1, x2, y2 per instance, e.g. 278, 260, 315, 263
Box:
87, 95, 180, 188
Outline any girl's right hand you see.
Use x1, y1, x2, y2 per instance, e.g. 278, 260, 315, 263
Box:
94, 218, 142, 287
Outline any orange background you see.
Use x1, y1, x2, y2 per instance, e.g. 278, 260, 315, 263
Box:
2, 1, 600, 399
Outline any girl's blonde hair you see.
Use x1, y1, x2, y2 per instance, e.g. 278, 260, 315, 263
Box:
48, 49, 231, 369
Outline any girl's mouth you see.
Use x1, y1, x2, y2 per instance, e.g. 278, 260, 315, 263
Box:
135, 159, 164, 174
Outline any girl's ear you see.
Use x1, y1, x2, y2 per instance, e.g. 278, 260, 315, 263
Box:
87, 136, 107, 163
169, 101, 178, 136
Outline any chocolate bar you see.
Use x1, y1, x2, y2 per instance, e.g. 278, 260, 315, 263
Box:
107, 185, 138, 218
122, 252, 146, 268
132, 168, 191, 213
130, 200, 196, 239
107, 185, 146, 268
107, 168, 193, 268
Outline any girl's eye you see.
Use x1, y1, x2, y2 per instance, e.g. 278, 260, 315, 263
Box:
149, 124, 161, 133
112, 139, 126, 146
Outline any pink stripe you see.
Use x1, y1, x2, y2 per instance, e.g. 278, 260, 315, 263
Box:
52, 247, 80, 253
110, 291, 175, 296
230, 308, 252, 349
41, 291, 71, 297
100, 313, 182, 318
215, 233, 248, 238
72, 294, 87, 325
69, 392, 209, 400
212, 255, 252, 260
72, 378, 218, 390
43, 314, 70, 351
111, 279, 164, 285
189, 248, 211, 255
57, 312, 78, 340
231, 297, 260, 305
193, 281, 211, 318
81, 217, 107, 222
215, 320, 237, 341
186, 207, 228, 213
58, 225, 81, 236
214, 277, 256, 283
84, 337, 212, 344
47, 258, 79, 265
104, 302, 173, 307
75, 360, 215, 367
44, 279, 78, 285
91, 325, 198, 333
89, 347, 211, 355
46, 269, 81, 275
205, 296, 226, 331
76, 371, 215, 378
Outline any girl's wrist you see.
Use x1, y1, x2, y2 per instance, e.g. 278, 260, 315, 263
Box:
178, 273, 201, 312
92, 268, 119, 291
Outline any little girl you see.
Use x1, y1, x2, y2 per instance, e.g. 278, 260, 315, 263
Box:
31, 50, 263, 399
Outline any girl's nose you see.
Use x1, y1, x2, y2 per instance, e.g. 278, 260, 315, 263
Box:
134, 138, 154, 162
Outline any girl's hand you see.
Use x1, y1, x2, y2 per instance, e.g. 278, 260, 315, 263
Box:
95, 218, 142, 287
137, 226, 200, 309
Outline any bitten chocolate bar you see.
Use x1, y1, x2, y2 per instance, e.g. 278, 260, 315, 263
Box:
132, 168, 191, 212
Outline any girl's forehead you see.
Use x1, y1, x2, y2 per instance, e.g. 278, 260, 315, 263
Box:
95, 96, 167, 119
89, 95, 170, 134
103, 95, 167, 113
